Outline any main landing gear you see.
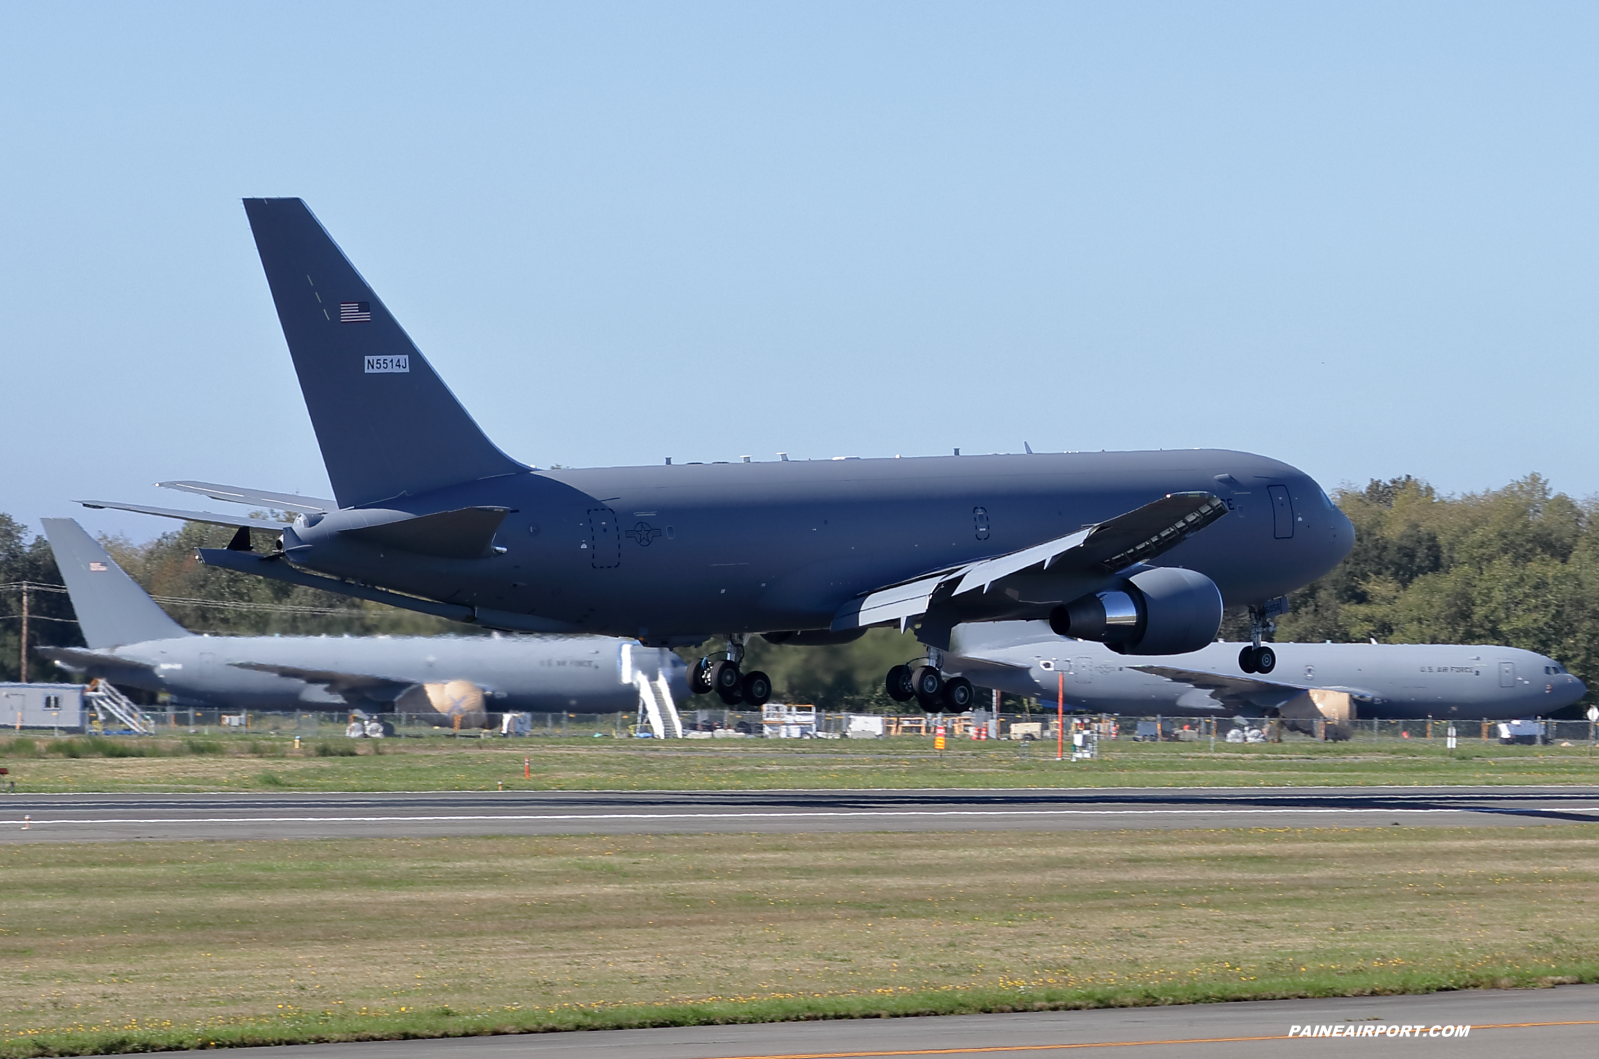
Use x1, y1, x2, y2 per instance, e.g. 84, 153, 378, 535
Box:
1238, 602, 1278, 674
885, 650, 974, 712
689, 636, 772, 707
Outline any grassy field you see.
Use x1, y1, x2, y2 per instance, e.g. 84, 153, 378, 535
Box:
1, 826, 1596, 1055
2, 732, 1599, 792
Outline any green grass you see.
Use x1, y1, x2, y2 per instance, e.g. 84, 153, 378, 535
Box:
1, 827, 1596, 1055
2, 732, 1598, 792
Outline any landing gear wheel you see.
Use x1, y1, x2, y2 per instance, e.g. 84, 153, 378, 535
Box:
941, 676, 975, 711
709, 660, 742, 697
885, 664, 915, 703
911, 665, 944, 708
689, 658, 715, 695
1239, 645, 1277, 674
740, 670, 772, 707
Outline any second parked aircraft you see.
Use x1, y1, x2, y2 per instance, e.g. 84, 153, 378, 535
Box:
37, 518, 685, 725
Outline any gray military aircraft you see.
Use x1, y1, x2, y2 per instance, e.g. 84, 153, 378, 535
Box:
943, 620, 1587, 726
35, 518, 685, 726
83, 197, 1353, 713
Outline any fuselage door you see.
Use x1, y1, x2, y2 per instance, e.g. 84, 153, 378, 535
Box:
1075, 657, 1092, 683
1499, 661, 1515, 688
1268, 485, 1295, 539
587, 508, 621, 570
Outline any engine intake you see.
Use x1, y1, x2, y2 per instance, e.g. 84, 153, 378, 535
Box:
1048, 567, 1222, 655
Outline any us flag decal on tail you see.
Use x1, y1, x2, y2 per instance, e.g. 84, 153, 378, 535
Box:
88, 561, 107, 572
339, 301, 371, 322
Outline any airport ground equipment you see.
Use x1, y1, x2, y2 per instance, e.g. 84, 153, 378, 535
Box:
36, 518, 686, 721
82, 198, 1353, 708
83, 679, 156, 734
945, 620, 1586, 724
2, 683, 86, 731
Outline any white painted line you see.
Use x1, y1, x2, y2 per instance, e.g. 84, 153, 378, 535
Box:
7, 806, 1598, 827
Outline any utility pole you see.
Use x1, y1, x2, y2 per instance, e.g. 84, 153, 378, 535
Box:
18, 584, 28, 683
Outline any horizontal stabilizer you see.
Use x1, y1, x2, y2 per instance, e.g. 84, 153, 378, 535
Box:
340, 506, 511, 559
158, 480, 334, 513
243, 198, 527, 507
78, 500, 289, 533
41, 518, 191, 649
36, 645, 160, 671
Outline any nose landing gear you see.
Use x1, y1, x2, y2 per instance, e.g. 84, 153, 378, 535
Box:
1238, 602, 1279, 674
689, 636, 772, 707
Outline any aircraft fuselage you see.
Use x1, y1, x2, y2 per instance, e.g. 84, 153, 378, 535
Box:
280, 449, 1353, 644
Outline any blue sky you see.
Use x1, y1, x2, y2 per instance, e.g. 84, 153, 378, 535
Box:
3, 2, 1596, 541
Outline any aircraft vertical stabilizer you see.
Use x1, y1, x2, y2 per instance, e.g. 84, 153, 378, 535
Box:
41, 519, 191, 649
241, 198, 527, 508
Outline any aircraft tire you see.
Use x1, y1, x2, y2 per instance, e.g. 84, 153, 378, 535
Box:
709, 660, 742, 697
741, 670, 772, 707
689, 659, 715, 695
911, 665, 943, 706
717, 688, 745, 707
1238, 646, 1258, 674
885, 664, 915, 702
941, 677, 975, 711
1254, 646, 1276, 673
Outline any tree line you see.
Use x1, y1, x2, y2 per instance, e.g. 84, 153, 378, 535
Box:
3, 475, 1596, 711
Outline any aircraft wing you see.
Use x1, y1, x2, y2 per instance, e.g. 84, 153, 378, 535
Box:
832, 492, 1228, 632
230, 662, 413, 701
1132, 664, 1380, 708
158, 480, 335, 513
77, 500, 289, 532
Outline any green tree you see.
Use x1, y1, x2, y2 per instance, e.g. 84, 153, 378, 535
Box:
0, 514, 81, 682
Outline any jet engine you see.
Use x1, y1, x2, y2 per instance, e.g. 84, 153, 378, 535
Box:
1048, 567, 1222, 656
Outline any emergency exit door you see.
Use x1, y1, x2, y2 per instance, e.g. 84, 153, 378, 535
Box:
1499, 661, 1515, 688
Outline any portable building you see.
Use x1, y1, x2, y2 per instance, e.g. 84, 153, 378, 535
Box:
0, 683, 86, 731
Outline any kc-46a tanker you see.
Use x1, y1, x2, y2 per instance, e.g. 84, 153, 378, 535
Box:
85, 198, 1354, 712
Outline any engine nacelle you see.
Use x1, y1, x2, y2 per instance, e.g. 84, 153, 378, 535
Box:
395, 679, 492, 728
1048, 567, 1222, 655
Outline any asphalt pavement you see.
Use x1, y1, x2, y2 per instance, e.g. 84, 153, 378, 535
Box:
3, 785, 1598, 842
97, 984, 1599, 1059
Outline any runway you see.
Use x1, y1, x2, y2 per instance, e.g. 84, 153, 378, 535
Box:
4, 785, 1598, 842
100, 985, 1599, 1059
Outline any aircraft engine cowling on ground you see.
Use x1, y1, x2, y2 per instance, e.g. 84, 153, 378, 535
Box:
1048, 567, 1222, 656
395, 679, 491, 729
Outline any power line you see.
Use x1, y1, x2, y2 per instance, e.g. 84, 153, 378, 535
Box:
149, 595, 356, 616
1, 582, 359, 616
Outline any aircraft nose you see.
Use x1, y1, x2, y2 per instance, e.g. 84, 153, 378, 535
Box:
1299, 476, 1355, 575
1330, 504, 1355, 562
1565, 676, 1587, 705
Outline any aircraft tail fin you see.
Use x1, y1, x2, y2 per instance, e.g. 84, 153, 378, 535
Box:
41, 518, 192, 649
242, 198, 527, 509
